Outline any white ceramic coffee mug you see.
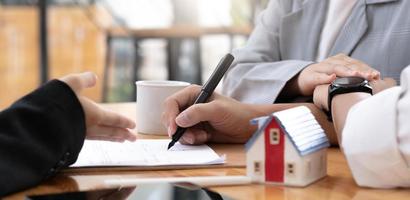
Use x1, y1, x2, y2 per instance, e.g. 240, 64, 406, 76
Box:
136, 80, 190, 135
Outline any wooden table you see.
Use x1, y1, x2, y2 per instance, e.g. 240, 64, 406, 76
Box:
4, 103, 410, 200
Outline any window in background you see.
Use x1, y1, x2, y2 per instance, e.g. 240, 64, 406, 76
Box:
105, 38, 136, 102
102, 0, 173, 29
198, 0, 231, 27
138, 39, 168, 81
103, 0, 253, 102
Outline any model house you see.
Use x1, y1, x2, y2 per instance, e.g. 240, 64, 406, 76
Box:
245, 106, 330, 187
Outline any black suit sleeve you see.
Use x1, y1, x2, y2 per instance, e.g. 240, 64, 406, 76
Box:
0, 80, 86, 196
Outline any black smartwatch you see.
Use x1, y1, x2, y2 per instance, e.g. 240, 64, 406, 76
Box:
327, 77, 372, 120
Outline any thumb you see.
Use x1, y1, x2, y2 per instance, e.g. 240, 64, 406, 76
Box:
301, 73, 335, 96
59, 72, 97, 93
313, 73, 336, 85
175, 103, 215, 128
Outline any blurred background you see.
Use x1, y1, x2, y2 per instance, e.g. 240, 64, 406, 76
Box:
0, 0, 268, 109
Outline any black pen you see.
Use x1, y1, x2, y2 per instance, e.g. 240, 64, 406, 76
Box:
167, 53, 234, 150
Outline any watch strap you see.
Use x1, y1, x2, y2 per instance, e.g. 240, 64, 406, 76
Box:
327, 83, 372, 121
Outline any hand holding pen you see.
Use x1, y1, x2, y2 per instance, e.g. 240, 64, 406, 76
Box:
166, 54, 234, 150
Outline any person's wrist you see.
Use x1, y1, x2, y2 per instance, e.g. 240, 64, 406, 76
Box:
327, 77, 372, 120
331, 92, 372, 140
313, 84, 330, 111
331, 92, 372, 115
244, 103, 271, 133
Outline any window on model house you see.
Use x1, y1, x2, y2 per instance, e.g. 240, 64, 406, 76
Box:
287, 162, 295, 176
269, 128, 280, 145
254, 161, 261, 174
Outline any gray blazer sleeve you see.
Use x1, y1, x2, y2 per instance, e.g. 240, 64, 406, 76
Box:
222, 0, 313, 104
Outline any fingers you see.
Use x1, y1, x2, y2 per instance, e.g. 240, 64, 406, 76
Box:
314, 73, 337, 85
172, 103, 218, 145
347, 61, 379, 80
300, 71, 335, 95
161, 97, 180, 136
167, 99, 218, 145
161, 85, 201, 136
86, 136, 127, 142
330, 64, 359, 77
167, 85, 202, 109
89, 104, 136, 141
179, 128, 210, 145
59, 72, 97, 94
315, 62, 355, 76
79, 96, 137, 142
86, 125, 137, 142
313, 84, 330, 110
99, 109, 136, 129
60, 72, 138, 143
175, 103, 216, 128
326, 54, 380, 80
80, 96, 135, 129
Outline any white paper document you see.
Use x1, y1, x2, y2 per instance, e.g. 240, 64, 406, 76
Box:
71, 139, 225, 167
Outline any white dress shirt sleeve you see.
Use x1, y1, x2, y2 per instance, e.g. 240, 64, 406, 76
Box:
342, 66, 410, 188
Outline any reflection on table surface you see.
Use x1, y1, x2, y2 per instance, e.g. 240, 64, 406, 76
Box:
26, 183, 233, 200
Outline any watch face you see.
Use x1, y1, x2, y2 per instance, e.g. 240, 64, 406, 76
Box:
332, 77, 367, 87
